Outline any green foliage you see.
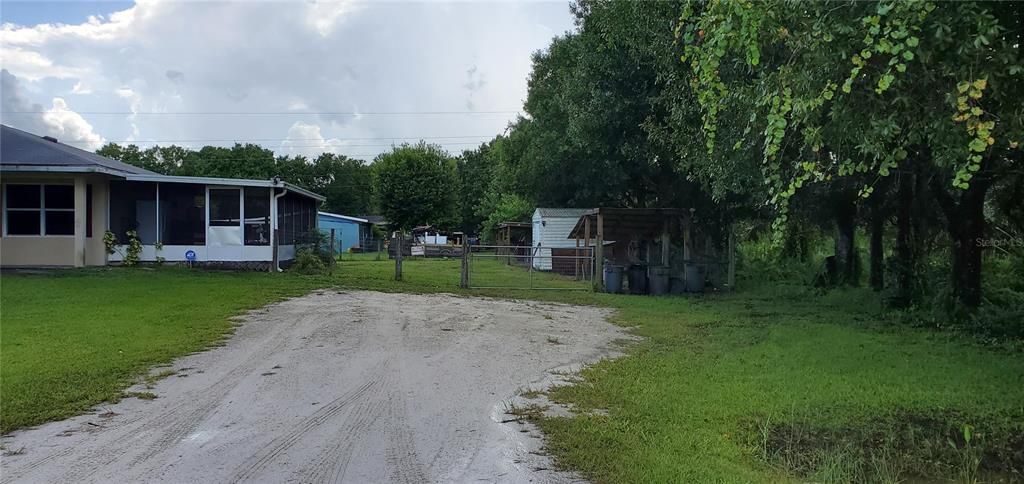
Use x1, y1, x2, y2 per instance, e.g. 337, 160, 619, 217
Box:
293, 230, 336, 273
290, 249, 328, 275
477, 193, 533, 241
103, 230, 142, 266
371, 142, 459, 231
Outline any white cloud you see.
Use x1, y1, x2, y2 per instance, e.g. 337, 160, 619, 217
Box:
1, 69, 105, 150
0, 1, 574, 158
280, 121, 343, 158
41, 98, 106, 150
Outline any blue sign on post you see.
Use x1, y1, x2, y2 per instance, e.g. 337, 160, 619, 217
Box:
185, 250, 197, 267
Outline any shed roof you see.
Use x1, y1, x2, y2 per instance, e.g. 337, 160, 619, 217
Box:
318, 212, 369, 223
497, 222, 531, 229
534, 207, 592, 219
568, 208, 693, 240
1, 124, 156, 176
359, 215, 388, 225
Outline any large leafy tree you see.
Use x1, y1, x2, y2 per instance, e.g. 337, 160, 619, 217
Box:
371, 142, 460, 231
678, 0, 1022, 308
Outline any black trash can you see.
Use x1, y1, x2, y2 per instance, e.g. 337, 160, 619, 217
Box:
649, 265, 670, 296
627, 264, 648, 295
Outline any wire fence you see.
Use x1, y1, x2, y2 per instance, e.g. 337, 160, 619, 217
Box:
465, 245, 594, 290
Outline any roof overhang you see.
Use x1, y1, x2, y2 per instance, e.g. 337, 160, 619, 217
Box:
318, 211, 369, 223
568, 208, 693, 240
0, 165, 133, 176
121, 173, 326, 201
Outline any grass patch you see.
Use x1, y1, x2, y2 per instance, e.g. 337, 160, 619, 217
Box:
2, 256, 1022, 483
329, 257, 1024, 481
0, 267, 322, 433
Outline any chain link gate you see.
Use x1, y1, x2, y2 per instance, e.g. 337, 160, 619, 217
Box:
460, 244, 595, 290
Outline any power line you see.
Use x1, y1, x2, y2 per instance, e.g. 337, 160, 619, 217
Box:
62, 136, 495, 145
1, 110, 521, 116
60, 134, 497, 144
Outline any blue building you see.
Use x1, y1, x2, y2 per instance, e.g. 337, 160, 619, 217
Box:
318, 212, 370, 253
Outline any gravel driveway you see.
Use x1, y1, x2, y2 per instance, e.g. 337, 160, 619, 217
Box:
0, 291, 626, 483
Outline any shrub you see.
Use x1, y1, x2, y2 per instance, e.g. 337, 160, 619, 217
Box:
291, 249, 328, 275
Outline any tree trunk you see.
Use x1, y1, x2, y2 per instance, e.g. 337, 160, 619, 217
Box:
834, 192, 859, 285
930, 172, 989, 309
869, 209, 884, 291
951, 187, 986, 308
893, 169, 916, 306
867, 177, 891, 292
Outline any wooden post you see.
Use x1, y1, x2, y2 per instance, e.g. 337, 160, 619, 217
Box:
584, 216, 591, 282
460, 238, 470, 289
575, 235, 581, 280
330, 228, 336, 260
394, 233, 403, 281
271, 228, 280, 273
376, 239, 382, 261
661, 218, 670, 267
594, 212, 604, 292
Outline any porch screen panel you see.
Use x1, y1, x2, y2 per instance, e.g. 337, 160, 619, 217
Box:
244, 187, 270, 246
109, 181, 157, 244
159, 183, 205, 245
209, 188, 241, 227
276, 193, 317, 245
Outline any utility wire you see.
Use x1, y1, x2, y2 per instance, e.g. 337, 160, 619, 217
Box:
59, 134, 497, 144
1, 110, 521, 116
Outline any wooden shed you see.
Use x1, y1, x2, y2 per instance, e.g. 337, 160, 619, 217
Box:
568, 208, 734, 293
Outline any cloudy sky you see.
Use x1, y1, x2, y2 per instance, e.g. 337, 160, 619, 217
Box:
0, 0, 575, 160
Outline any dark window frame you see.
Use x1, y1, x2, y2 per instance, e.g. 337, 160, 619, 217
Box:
3, 183, 78, 236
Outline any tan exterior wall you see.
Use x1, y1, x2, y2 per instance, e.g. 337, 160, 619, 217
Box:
0, 172, 111, 267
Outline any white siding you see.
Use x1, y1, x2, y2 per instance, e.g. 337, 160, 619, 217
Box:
532, 209, 585, 270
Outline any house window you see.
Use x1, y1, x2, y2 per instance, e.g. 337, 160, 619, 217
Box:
244, 187, 270, 246
44, 185, 74, 235
209, 188, 241, 227
159, 183, 205, 245
3, 184, 77, 236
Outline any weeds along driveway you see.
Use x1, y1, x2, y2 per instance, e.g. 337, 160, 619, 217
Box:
0, 290, 626, 484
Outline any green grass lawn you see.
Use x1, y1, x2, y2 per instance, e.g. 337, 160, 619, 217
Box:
2, 257, 1022, 482
0, 268, 322, 433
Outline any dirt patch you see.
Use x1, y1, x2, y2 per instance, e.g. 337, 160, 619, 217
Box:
0, 291, 628, 483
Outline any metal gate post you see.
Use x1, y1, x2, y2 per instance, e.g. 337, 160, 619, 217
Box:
460, 239, 469, 289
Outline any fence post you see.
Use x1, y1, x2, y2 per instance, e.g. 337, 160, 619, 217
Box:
394, 233, 403, 281
594, 213, 604, 292
330, 228, 336, 260
377, 239, 382, 261
271, 228, 280, 273
460, 239, 470, 289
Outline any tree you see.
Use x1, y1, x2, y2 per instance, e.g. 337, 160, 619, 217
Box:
311, 153, 373, 215
371, 142, 460, 231
678, 0, 1022, 308
455, 144, 496, 233
477, 193, 533, 241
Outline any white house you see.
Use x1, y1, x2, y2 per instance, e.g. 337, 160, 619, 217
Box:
531, 208, 591, 270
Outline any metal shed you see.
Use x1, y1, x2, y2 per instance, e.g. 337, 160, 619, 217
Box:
531, 208, 592, 271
